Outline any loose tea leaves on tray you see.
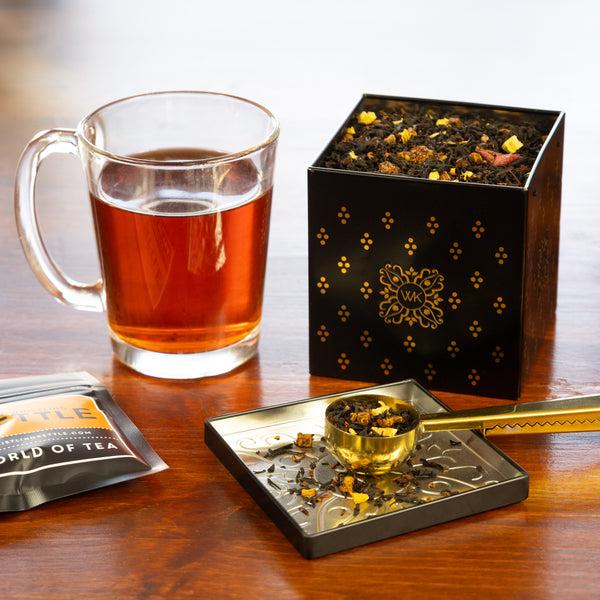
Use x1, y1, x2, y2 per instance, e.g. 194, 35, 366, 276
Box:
326, 398, 419, 437
320, 100, 550, 186
256, 433, 459, 512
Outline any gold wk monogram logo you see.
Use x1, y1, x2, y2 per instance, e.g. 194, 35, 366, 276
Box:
378, 264, 445, 329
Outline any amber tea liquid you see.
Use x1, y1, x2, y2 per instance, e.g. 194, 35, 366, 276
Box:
91, 149, 272, 354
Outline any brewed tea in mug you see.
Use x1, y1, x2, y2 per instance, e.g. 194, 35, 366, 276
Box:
15, 92, 279, 378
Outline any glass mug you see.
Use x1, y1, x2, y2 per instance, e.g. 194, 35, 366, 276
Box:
15, 91, 279, 379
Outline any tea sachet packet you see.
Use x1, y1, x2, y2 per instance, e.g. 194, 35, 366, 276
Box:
0, 371, 167, 511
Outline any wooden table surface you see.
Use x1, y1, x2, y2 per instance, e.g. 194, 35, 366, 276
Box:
1, 1, 599, 598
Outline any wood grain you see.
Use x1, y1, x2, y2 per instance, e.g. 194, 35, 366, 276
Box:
1, 1, 600, 598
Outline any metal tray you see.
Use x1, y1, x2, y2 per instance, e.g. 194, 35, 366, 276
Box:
204, 380, 529, 559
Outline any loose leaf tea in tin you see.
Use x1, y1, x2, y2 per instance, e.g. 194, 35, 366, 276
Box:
0, 371, 167, 511
321, 100, 549, 186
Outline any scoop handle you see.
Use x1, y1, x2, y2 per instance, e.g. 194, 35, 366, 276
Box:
420, 395, 600, 436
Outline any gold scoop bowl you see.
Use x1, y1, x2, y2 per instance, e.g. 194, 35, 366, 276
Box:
324, 392, 600, 476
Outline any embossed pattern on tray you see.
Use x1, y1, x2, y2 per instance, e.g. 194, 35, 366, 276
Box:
228, 425, 507, 534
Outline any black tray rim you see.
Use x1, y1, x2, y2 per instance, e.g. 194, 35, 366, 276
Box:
204, 379, 530, 559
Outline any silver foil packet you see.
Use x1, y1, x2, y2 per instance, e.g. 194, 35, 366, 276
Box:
0, 371, 167, 511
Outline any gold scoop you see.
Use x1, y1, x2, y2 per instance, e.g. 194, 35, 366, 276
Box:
324, 393, 600, 476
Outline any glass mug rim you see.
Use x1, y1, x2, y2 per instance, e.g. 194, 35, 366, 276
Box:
76, 90, 280, 167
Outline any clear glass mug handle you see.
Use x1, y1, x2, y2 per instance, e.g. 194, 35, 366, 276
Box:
14, 129, 104, 312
